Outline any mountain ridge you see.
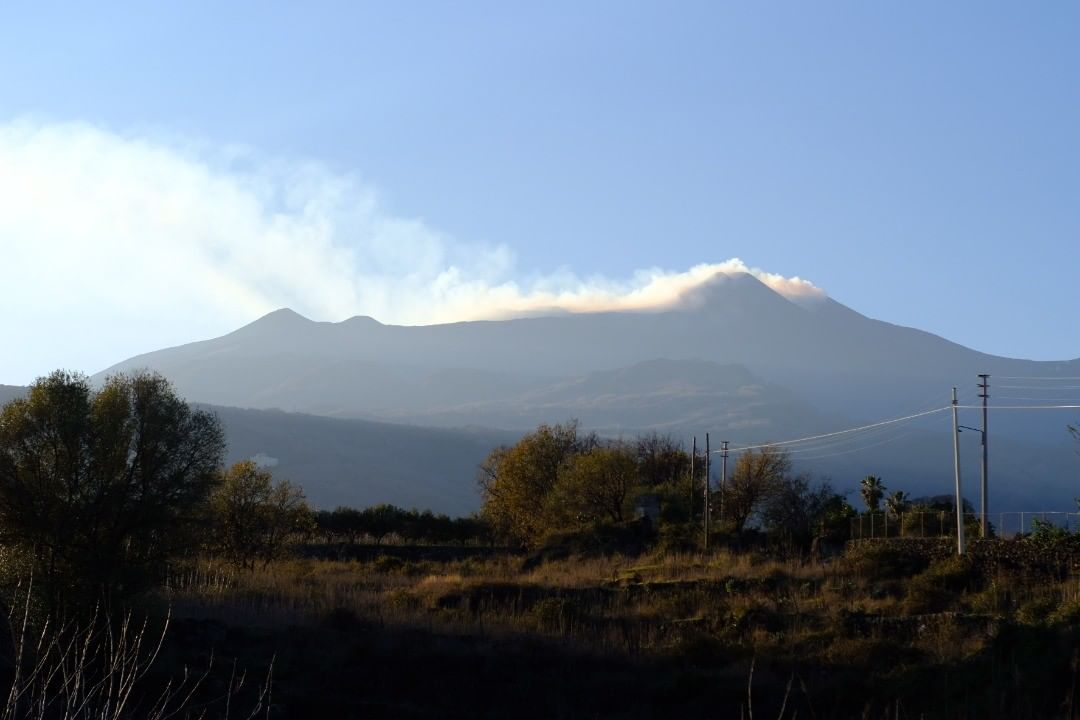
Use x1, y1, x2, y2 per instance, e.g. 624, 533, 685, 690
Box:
52, 269, 1080, 512
94, 272, 1080, 421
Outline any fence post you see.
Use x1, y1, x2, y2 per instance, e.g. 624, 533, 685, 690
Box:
920, 512, 925, 538
884, 512, 889, 538
871, 512, 875, 539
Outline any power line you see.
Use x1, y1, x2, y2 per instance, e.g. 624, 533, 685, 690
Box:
790, 429, 920, 461
997, 395, 1080, 402
720, 406, 950, 453
715, 403, 1080, 457
780, 411, 949, 456
995, 376, 1080, 381
957, 404, 1080, 410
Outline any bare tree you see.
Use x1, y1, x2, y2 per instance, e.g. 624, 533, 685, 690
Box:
724, 446, 791, 532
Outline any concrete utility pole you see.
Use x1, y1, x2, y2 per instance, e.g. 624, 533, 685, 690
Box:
978, 374, 990, 538
704, 433, 711, 550
719, 440, 729, 526
952, 387, 966, 555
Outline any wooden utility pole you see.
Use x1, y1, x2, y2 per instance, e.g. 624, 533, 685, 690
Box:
978, 374, 990, 538
719, 440, 729, 526
952, 387, 966, 555
689, 436, 697, 531
704, 433, 711, 550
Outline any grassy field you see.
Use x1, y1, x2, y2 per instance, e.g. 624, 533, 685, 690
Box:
127, 537, 1080, 719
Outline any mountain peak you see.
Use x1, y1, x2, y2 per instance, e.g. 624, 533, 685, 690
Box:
674, 271, 799, 312
259, 308, 311, 323
341, 315, 384, 328
228, 308, 314, 338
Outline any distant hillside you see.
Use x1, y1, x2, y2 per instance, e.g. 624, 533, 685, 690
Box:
0, 384, 512, 514
208, 405, 515, 514
0, 385, 23, 406
2, 379, 1076, 512
409, 359, 827, 438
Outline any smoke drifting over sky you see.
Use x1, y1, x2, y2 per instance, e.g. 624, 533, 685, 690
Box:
0, 119, 822, 382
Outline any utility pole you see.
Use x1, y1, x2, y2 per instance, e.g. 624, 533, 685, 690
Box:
978, 374, 990, 538
719, 440, 729, 527
690, 436, 696, 531
704, 433, 711, 550
952, 387, 966, 555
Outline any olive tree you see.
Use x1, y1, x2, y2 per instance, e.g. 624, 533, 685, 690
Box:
0, 370, 225, 606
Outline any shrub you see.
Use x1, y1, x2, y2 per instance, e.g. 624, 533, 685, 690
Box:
373, 555, 406, 574
903, 556, 982, 614
1049, 600, 1080, 627
531, 596, 577, 633
1017, 596, 1060, 625
657, 523, 697, 554
845, 540, 947, 583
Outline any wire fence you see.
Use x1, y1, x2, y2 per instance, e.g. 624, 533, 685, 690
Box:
849, 511, 1080, 540
995, 512, 1080, 538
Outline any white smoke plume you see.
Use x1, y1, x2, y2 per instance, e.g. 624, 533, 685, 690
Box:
0, 119, 824, 382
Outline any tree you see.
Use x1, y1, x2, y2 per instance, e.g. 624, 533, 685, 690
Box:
885, 490, 910, 516
724, 447, 791, 532
551, 444, 638, 526
211, 461, 312, 568
358, 504, 407, 544
323, 506, 364, 544
860, 475, 886, 513
0, 370, 225, 606
264, 475, 313, 557
477, 421, 595, 547
634, 433, 691, 488
760, 475, 854, 549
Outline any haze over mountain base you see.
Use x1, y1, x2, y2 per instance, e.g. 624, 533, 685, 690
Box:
57, 270, 1074, 514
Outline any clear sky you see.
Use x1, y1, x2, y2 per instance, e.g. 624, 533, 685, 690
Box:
1, 2, 1078, 383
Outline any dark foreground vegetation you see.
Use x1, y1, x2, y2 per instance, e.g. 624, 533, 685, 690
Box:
161, 531, 1080, 719
2, 373, 1080, 718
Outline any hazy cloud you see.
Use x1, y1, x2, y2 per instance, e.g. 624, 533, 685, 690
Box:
0, 119, 823, 382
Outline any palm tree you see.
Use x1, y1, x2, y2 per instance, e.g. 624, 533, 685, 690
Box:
860, 475, 886, 513
885, 490, 910, 516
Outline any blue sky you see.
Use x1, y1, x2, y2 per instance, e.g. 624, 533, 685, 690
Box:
1, 2, 1078, 382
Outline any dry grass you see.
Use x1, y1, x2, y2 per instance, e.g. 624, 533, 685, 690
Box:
157, 543, 1080, 670
141, 542, 1080, 718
